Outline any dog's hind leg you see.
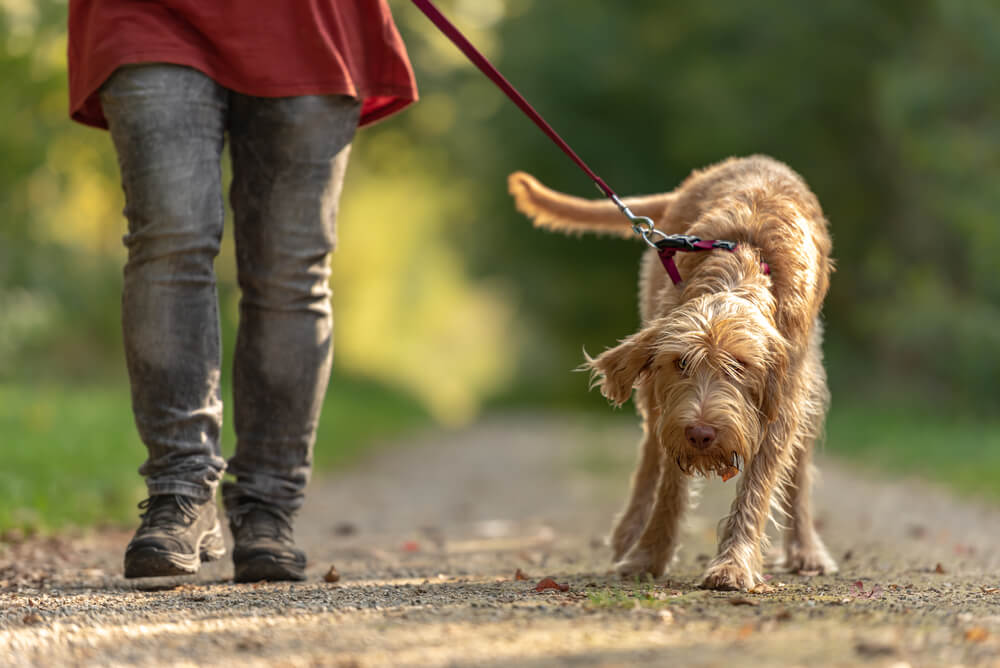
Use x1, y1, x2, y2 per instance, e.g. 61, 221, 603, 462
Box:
609, 395, 664, 562
778, 344, 838, 574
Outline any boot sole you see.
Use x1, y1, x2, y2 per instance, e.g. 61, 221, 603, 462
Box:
124, 521, 226, 578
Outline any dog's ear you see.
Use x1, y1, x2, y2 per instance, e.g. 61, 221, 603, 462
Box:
584, 326, 661, 406
761, 334, 791, 423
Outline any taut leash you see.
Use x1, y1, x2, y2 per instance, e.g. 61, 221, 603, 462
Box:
410, 0, 740, 285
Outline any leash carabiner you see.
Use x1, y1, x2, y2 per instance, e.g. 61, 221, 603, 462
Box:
608, 193, 668, 249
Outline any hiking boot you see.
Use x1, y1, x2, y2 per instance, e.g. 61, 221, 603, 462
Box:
124, 494, 226, 578
229, 498, 306, 582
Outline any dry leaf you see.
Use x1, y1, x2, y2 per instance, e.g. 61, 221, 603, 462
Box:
965, 627, 989, 643
720, 467, 739, 482
934, 563, 946, 574
851, 581, 883, 599
980, 586, 999, 594
514, 568, 528, 581
323, 566, 341, 583
534, 577, 569, 593
729, 596, 758, 607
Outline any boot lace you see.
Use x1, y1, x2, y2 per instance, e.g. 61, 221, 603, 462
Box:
137, 495, 199, 532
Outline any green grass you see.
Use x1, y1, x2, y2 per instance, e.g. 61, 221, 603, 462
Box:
0, 374, 430, 533
586, 584, 679, 610
825, 397, 1000, 502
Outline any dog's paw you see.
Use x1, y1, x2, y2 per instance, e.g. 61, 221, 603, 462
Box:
784, 540, 838, 575
700, 560, 760, 591
614, 548, 666, 580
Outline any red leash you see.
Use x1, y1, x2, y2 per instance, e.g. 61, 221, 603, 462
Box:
409, 0, 742, 286
409, 0, 616, 201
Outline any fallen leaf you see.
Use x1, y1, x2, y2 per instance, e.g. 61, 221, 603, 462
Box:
934, 563, 946, 574
401, 541, 420, 553
323, 566, 341, 583
980, 587, 999, 594
720, 467, 739, 482
534, 577, 569, 593
851, 581, 883, 599
514, 568, 529, 581
965, 627, 989, 643
729, 596, 758, 607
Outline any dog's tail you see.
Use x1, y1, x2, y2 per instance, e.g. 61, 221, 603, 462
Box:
508, 171, 677, 238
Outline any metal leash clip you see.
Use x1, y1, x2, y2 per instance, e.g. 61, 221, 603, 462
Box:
608, 193, 669, 249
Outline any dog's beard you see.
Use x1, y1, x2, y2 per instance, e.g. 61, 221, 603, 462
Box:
654, 378, 759, 481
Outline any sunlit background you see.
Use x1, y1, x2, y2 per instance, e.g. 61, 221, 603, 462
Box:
2, 0, 998, 532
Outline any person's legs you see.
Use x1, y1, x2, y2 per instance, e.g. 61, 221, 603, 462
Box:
224, 92, 360, 580
101, 64, 229, 576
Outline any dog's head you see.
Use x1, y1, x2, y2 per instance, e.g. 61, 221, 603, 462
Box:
586, 292, 789, 479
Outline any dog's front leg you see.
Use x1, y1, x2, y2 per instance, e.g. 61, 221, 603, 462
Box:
702, 426, 795, 591
615, 458, 689, 579
609, 390, 664, 561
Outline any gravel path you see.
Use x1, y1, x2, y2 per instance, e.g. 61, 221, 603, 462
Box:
2, 415, 1000, 667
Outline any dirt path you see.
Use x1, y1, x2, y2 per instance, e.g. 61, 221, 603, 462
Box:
2, 416, 1000, 667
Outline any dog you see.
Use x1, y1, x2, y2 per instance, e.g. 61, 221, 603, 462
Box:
508, 155, 837, 590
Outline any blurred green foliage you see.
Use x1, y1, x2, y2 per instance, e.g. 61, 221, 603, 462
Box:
0, 0, 998, 525
0, 374, 428, 531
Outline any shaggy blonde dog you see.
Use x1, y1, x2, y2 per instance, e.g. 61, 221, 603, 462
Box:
508, 155, 837, 590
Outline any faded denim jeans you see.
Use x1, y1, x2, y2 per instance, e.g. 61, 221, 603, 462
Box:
100, 64, 360, 514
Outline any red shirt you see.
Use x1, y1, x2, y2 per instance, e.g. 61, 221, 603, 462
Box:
68, 0, 418, 129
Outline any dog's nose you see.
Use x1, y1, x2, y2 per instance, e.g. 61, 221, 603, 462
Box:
685, 424, 717, 450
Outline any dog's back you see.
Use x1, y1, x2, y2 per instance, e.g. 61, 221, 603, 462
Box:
509, 155, 833, 344
657, 156, 833, 344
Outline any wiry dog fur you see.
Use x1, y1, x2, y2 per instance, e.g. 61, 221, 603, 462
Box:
508, 155, 837, 590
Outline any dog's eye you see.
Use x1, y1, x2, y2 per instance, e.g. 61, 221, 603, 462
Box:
729, 358, 749, 377
673, 357, 688, 374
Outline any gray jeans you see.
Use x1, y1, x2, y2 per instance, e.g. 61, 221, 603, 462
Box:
100, 64, 360, 514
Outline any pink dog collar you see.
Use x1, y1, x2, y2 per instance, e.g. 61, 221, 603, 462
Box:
654, 235, 768, 286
